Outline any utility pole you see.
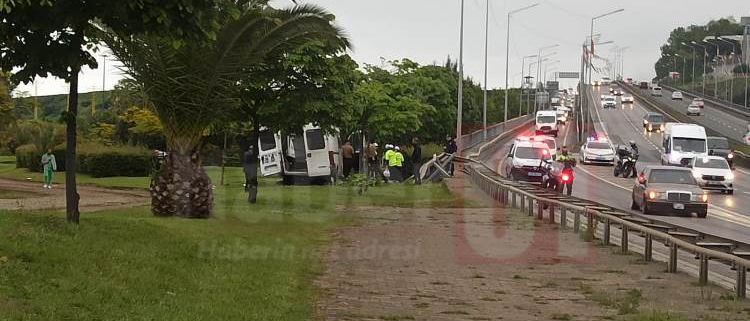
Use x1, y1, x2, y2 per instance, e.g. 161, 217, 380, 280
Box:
504, 3, 539, 132
482, 0, 488, 141
456, 0, 464, 151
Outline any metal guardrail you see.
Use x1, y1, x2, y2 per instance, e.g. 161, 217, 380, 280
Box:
659, 83, 750, 119
465, 162, 750, 298
460, 115, 533, 152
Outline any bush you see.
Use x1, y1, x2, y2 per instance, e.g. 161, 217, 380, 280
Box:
16, 142, 152, 177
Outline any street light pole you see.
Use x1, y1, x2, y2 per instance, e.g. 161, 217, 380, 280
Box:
520, 54, 537, 117
482, 0, 489, 141
504, 3, 539, 129
101, 54, 108, 92
692, 41, 707, 94
589, 9, 624, 85
456, 0, 464, 151
719, 37, 736, 103
705, 41, 719, 98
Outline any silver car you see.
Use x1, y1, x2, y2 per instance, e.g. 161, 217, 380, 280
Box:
580, 140, 615, 165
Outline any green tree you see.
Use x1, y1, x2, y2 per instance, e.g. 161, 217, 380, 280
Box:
107, 1, 351, 217
0, 71, 13, 137
0, 0, 224, 223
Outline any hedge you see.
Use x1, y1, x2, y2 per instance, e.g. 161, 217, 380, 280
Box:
15, 142, 152, 178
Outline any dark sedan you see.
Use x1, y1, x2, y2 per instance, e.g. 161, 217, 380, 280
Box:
631, 166, 708, 218
707, 136, 734, 168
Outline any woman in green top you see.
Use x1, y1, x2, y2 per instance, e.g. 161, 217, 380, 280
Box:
41, 148, 57, 189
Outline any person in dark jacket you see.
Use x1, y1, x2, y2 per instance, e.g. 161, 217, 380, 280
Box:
243, 145, 259, 203
411, 137, 422, 184
444, 135, 457, 175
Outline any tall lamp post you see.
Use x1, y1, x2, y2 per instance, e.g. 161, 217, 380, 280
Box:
681, 42, 695, 86
704, 40, 720, 98
536, 45, 559, 91
503, 3, 539, 130
482, 0, 489, 141
692, 41, 707, 94
520, 54, 538, 117
456, 0, 464, 151
589, 9, 624, 85
718, 37, 737, 103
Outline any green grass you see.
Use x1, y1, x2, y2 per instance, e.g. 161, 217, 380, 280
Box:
0, 156, 464, 320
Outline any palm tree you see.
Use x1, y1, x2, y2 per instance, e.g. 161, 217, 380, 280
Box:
106, 1, 350, 218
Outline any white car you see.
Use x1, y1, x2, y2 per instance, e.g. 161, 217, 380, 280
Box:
691, 97, 704, 109
602, 95, 616, 108
580, 140, 615, 165
671, 91, 683, 100
690, 156, 734, 194
505, 138, 553, 183
687, 102, 702, 116
622, 95, 634, 104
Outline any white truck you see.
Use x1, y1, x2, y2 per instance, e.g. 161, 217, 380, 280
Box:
661, 123, 708, 166
535, 110, 559, 137
258, 124, 342, 183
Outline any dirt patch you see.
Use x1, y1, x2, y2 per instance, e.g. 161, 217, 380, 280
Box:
315, 173, 750, 320
0, 179, 148, 212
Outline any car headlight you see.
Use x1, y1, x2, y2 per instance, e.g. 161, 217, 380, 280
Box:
728, 153, 734, 159
691, 194, 709, 202
726, 171, 734, 180
647, 191, 666, 200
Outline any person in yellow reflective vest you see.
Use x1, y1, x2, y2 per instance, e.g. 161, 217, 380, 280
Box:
388, 146, 404, 182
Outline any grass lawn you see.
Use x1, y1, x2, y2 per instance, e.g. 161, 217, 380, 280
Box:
0, 154, 466, 320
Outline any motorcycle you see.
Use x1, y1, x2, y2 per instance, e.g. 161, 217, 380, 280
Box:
614, 147, 638, 178
544, 160, 575, 196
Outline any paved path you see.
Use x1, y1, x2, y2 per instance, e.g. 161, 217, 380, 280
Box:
315, 173, 750, 320
0, 179, 149, 212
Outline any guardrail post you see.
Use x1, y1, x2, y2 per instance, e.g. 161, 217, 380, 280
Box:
560, 207, 567, 228
644, 234, 653, 262
537, 200, 544, 220
520, 194, 525, 212
603, 218, 610, 246
668, 243, 678, 273
573, 211, 580, 233
527, 198, 534, 216
549, 205, 555, 224
587, 212, 594, 240
621, 225, 629, 254
511, 191, 517, 208
499, 186, 506, 205
737, 265, 746, 299
699, 254, 708, 286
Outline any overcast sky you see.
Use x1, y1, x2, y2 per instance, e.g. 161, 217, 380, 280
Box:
15, 0, 750, 96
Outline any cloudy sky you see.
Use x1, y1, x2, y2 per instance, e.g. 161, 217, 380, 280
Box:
16, 0, 750, 96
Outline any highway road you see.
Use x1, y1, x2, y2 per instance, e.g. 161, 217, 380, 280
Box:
574, 84, 750, 244
479, 85, 750, 244
640, 85, 749, 142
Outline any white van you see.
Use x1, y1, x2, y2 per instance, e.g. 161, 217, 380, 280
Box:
661, 123, 708, 166
535, 110, 559, 137
651, 86, 663, 97
258, 124, 341, 182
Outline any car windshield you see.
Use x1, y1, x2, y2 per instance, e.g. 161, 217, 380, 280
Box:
515, 147, 551, 160
537, 116, 556, 123
672, 137, 706, 153
693, 98, 703, 102
648, 169, 696, 185
693, 158, 729, 169
588, 142, 611, 150
707, 138, 729, 149
605, 97, 615, 102
647, 115, 663, 122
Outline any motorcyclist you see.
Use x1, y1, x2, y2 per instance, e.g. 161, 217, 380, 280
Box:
553, 146, 576, 195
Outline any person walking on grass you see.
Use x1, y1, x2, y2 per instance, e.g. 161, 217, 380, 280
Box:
41, 148, 56, 189
389, 146, 404, 182
411, 137, 422, 185
365, 142, 388, 183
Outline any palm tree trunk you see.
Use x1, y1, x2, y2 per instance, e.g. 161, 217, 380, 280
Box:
150, 149, 213, 218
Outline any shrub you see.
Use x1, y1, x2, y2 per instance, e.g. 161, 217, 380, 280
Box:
16, 142, 152, 177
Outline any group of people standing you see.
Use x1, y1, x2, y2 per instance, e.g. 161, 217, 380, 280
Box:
360, 139, 419, 184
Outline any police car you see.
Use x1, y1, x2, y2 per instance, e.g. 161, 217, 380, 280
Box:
504, 136, 553, 183
580, 138, 615, 165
